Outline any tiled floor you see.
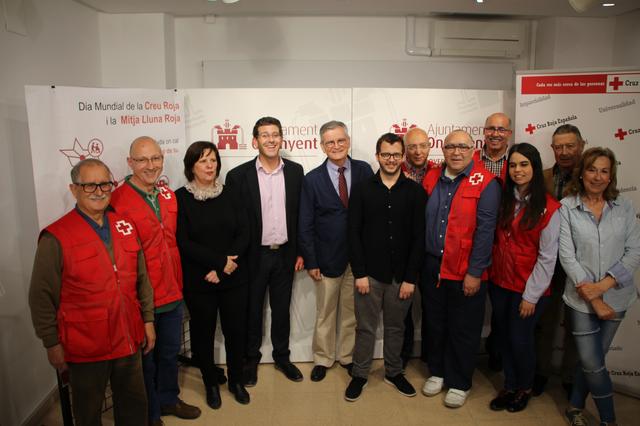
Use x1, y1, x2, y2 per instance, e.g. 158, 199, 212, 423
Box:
38, 357, 640, 425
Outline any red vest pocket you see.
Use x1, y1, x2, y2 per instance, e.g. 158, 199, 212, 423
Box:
60, 307, 110, 360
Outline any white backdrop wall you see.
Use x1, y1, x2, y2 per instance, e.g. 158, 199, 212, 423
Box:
0, 1, 102, 425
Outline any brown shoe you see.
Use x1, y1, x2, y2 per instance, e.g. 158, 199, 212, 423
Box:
160, 399, 201, 419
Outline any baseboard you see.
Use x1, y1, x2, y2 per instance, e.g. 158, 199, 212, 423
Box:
22, 385, 58, 426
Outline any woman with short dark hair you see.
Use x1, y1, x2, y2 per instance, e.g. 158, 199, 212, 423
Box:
176, 141, 250, 408
560, 147, 640, 426
488, 143, 561, 413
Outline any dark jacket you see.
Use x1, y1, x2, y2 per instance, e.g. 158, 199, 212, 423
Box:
225, 157, 304, 273
298, 157, 374, 278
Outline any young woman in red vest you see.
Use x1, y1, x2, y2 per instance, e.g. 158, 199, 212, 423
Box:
488, 143, 561, 412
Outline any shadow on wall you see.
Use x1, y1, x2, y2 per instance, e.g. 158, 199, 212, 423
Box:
0, 99, 56, 425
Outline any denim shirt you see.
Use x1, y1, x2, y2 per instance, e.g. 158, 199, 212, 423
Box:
559, 194, 640, 313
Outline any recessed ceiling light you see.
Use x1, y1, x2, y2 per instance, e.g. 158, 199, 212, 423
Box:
602, 2, 615, 6
476, 0, 484, 3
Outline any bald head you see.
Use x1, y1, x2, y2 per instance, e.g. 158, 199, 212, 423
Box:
403, 128, 430, 169
129, 136, 159, 156
127, 136, 164, 192
483, 112, 512, 158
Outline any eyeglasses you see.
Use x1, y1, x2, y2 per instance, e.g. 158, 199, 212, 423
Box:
131, 155, 163, 165
484, 127, 511, 135
323, 139, 348, 148
258, 132, 282, 140
406, 143, 429, 152
442, 144, 472, 153
378, 152, 403, 160
74, 181, 115, 193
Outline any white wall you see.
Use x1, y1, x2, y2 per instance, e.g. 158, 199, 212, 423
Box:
99, 13, 176, 89
0, 0, 101, 424
612, 9, 640, 67
174, 16, 530, 90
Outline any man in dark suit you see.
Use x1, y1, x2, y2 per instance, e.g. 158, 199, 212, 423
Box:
225, 116, 305, 386
298, 120, 374, 382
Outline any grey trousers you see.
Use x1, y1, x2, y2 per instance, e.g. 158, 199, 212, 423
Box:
351, 277, 413, 379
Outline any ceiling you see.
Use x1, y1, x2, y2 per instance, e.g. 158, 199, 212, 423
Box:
74, 0, 640, 18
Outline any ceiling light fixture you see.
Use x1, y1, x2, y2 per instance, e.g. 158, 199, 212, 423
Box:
568, 0, 598, 12
476, 0, 484, 3
207, 0, 240, 4
602, 3, 616, 6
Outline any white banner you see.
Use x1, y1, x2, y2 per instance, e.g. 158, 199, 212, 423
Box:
25, 86, 186, 229
515, 69, 640, 396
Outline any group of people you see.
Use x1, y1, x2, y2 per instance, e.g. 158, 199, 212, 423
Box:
28, 113, 639, 426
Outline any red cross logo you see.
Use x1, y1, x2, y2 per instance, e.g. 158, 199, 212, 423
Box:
115, 220, 133, 236
525, 123, 536, 135
469, 173, 484, 186
609, 77, 623, 91
159, 186, 172, 200
614, 128, 628, 141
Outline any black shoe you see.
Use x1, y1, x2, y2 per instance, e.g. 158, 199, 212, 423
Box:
507, 390, 532, 413
205, 386, 221, 410
275, 361, 303, 382
344, 377, 368, 402
340, 362, 353, 377
215, 366, 227, 385
384, 374, 417, 397
489, 389, 516, 411
488, 353, 503, 372
244, 364, 257, 387
562, 381, 573, 400
532, 374, 547, 396
229, 383, 250, 405
310, 365, 327, 382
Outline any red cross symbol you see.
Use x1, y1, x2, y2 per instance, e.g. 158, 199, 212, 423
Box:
159, 187, 172, 200
609, 77, 623, 91
115, 220, 133, 236
614, 128, 628, 140
469, 173, 484, 186
525, 123, 536, 135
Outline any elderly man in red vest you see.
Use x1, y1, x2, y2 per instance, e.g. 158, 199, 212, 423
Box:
111, 137, 200, 426
420, 130, 501, 408
473, 112, 512, 183
29, 159, 155, 425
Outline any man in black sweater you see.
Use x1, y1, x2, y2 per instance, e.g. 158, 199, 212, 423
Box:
345, 133, 426, 402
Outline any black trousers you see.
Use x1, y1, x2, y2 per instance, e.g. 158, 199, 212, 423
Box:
420, 254, 487, 391
246, 246, 294, 364
185, 284, 248, 387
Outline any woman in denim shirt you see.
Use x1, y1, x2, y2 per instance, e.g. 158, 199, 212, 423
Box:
559, 147, 640, 426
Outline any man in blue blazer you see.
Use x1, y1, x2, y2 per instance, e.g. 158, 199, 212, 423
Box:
298, 120, 374, 382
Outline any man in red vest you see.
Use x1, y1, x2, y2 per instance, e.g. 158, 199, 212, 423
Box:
29, 159, 155, 425
421, 130, 501, 408
111, 137, 200, 426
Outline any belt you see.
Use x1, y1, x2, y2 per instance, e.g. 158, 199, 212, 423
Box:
262, 244, 283, 250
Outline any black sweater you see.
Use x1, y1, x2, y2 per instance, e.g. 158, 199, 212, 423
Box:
348, 171, 426, 285
176, 185, 249, 293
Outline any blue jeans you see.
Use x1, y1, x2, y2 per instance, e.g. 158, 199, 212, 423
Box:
143, 302, 183, 421
489, 284, 548, 391
569, 307, 625, 424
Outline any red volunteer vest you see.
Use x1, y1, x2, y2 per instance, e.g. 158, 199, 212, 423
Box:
45, 210, 144, 363
473, 149, 507, 185
423, 163, 495, 281
489, 194, 561, 295
111, 182, 183, 307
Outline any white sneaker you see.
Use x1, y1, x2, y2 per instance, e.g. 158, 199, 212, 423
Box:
444, 388, 470, 408
421, 376, 444, 396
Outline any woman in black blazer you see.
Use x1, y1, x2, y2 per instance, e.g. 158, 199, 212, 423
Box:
176, 141, 250, 408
